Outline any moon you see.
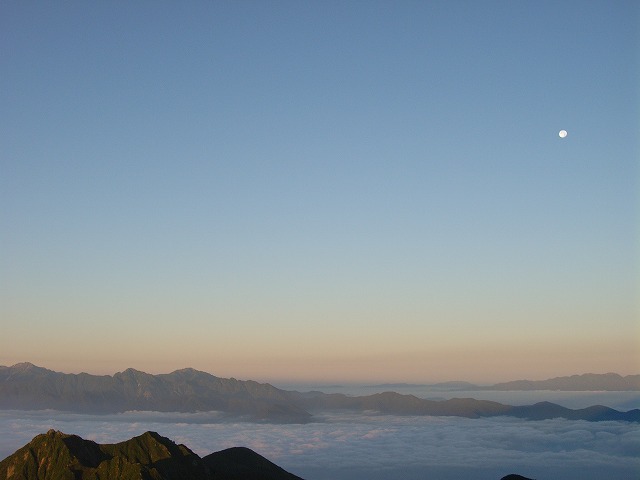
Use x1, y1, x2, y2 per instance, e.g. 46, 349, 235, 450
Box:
559, 130, 568, 138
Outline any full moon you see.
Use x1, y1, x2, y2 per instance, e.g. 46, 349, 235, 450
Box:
559, 130, 568, 138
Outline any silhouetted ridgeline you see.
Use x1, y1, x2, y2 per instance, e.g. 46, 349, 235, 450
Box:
1, 363, 638, 423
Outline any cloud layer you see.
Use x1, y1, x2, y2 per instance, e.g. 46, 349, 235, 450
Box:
0, 410, 638, 480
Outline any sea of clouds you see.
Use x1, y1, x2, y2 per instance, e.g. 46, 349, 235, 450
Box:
1, 410, 638, 480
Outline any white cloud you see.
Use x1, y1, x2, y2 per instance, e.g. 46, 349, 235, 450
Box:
0, 410, 638, 480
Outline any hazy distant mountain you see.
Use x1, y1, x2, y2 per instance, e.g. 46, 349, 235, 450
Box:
290, 390, 512, 418
0, 362, 310, 422
369, 373, 640, 391
367, 381, 479, 391
0, 429, 303, 480
289, 390, 640, 422
1, 363, 638, 423
488, 373, 640, 391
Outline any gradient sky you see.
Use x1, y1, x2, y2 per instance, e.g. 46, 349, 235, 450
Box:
1, 1, 638, 383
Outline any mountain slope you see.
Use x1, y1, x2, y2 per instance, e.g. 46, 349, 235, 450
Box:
204, 447, 303, 480
0, 430, 302, 480
0, 429, 208, 480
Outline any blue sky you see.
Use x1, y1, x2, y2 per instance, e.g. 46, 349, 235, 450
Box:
1, 1, 638, 382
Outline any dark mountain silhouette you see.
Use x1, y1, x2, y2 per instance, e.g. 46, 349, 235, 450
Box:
204, 447, 302, 480
500, 475, 534, 480
488, 373, 640, 391
1, 363, 638, 422
506, 401, 639, 422
0, 429, 303, 480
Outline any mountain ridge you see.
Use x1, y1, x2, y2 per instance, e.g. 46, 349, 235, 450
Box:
488, 373, 640, 391
0, 362, 310, 422
1, 363, 638, 423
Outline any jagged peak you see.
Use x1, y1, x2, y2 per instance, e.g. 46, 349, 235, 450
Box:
125, 431, 183, 452
30, 429, 68, 443
114, 367, 150, 378
169, 367, 212, 376
9, 362, 51, 373
136, 431, 169, 443
11, 362, 37, 369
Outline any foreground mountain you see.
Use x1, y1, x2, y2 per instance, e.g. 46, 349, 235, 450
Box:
1, 363, 638, 422
0, 429, 303, 480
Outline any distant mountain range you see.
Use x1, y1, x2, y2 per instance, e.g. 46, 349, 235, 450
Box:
0, 430, 533, 480
0, 429, 303, 480
0, 362, 310, 422
368, 373, 640, 391
1, 363, 638, 423
290, 391, 639, 422
487, 373, 640, 391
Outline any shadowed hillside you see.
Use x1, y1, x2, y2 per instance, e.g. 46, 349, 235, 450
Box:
204, 447, 302, 480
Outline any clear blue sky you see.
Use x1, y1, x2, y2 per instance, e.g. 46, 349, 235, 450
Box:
1, 0, 638, 382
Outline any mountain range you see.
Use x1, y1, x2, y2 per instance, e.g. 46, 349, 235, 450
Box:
487, 373, 640, 391
0, 430, 534, 480
368, 372, 640, 391
0, 429, 303, 480
1, 363, 638, 423
0, 363, 310, 422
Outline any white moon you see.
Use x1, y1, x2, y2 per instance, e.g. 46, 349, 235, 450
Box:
559, 130, 568, 138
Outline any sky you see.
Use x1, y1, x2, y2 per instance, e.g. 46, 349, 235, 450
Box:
1, 0, 639, 383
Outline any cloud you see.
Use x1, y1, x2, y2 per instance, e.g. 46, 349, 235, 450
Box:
0, 410, 638, 480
